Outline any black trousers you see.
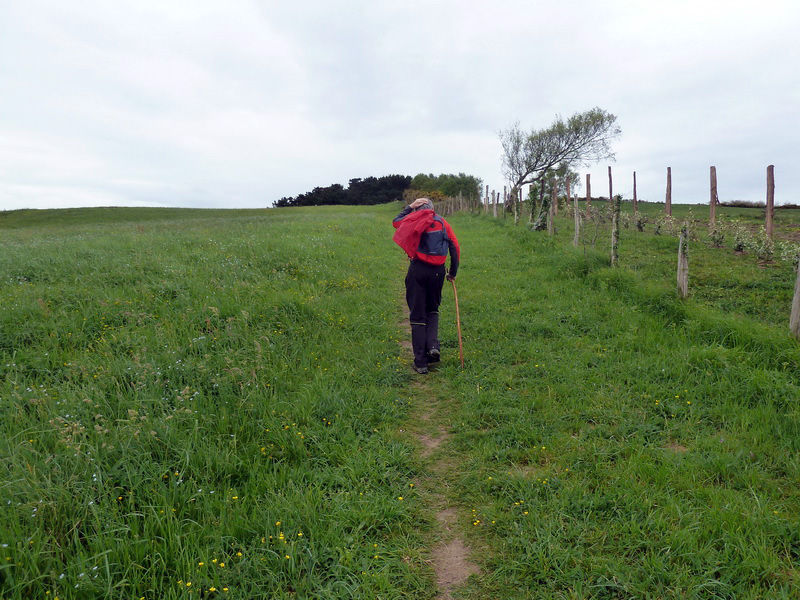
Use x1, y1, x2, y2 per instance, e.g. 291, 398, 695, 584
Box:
405, 260, 445, 368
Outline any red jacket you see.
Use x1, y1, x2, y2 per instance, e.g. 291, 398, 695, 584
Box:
393, 208, 460, 276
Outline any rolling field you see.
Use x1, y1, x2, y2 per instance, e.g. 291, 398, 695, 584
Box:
1, 202, 799, 599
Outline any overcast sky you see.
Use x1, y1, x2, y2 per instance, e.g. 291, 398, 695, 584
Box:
1, 0, 798, 211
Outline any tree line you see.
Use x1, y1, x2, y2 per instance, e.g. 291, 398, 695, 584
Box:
274, 175, 412, 207
274, 173, 483, 208
409, 173, 482, 199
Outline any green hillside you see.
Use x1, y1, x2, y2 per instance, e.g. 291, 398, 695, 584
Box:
1, 203, 799, 599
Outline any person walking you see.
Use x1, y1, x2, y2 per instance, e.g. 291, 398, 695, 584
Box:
393, 197, 460, 374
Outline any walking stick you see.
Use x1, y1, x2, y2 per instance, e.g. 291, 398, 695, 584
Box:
451, 279, 464, 369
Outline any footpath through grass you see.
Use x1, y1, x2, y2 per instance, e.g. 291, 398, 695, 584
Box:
2, 204, 800, 599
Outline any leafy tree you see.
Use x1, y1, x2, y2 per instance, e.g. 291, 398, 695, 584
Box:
274, 175, 412, 207
409, 173, 482, 199
500, 108, 620, 212
521, 163, 581, 230
348, 175, 411, 205
295, 184, 348, 206
528, 163, 580, 206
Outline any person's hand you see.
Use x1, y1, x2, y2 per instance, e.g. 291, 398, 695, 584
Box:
446, 274, 455, 282
409, 198, 427, 210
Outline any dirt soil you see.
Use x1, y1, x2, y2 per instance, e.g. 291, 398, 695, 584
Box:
398, 314, 480, 598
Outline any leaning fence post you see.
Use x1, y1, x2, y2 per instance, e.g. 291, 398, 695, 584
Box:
553, 182, 559, 218
710, 166, 718, 226
565, 177, 573, 242
610, 167, 620, 267
539, 179, 545, 223
585, 173, 591, 217
766, 165, 775, 239
666, 167, 672, 216
791, 256, 800, 340
566, 178, 571, 210
573, 179, 580, 247
528, 184, 534, 224
678, 224, 689, 299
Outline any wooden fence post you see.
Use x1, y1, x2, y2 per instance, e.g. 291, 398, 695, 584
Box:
610, 167, 620, 267
528, 184, 534, 224
586, 173, 591, 217
514, 188, 520, 225
572, 179, 580, 247
678, 225, 689, 299
548, 181, 556, 236
633, 171, 638, 213
503, 186, 507, 219
666, 167, 672, 216
766, 165, 775, 239
791, 257, 800, 340
534, 180, 544, 225
566, 177, 571, 209
710, 166, 718, 226
485, 185, 489, 212
553, 182, 559, 218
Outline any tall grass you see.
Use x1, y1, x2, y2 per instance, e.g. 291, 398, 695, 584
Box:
1, 206, 428, 599
428, 210, 800, 599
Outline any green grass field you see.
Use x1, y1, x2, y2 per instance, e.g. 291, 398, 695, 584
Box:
1, 202, 799, 599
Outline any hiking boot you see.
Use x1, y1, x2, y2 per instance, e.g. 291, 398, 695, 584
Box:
414, 365, 429, 374
427, 348, 440, 363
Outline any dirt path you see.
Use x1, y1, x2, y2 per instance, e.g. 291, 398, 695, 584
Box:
398, 317, 480, 599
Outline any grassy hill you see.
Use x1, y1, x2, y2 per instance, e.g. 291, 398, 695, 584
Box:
0, 207, 271, 229
1, 203, 799, 599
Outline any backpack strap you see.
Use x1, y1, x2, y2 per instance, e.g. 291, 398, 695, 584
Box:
433, 215, 449, 242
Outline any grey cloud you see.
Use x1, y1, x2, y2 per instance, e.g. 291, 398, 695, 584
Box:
0, 0, 798, 210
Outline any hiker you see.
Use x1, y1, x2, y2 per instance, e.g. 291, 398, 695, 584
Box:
393, 197, 460, 374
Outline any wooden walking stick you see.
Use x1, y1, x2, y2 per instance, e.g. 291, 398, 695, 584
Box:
451, 279, 464, 369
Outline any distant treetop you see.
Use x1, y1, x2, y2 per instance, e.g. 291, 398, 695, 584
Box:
409, 173, 483, 199
274, 172, 484, 208
274, 175, 412, 207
